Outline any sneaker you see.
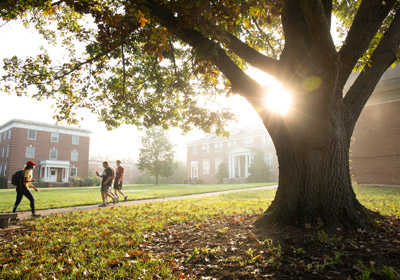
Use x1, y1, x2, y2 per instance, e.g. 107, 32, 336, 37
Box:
98, 204, 107, 207
124, 195, 128, 202
112, 197, 117, 204
116, 196, 120, 203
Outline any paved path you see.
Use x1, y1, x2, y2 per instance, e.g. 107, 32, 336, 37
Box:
15, 185, 277, 221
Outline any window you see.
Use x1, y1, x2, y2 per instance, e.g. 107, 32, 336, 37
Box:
51, 132, 59, 143
3, 132, 6, 140
3, 164, 6, 176
0, 165, 2, 175
0, 133, 2, 143
244, 138, 254, 147
130, 166, 134, 170
72, 135, 80, 145
70, 167, 78, 177
262, 135, 272, 145
202, 144, 210, 153
202, 159, 210, 174
6, 145, 9, 157
49, 149, 58, 160
1, 148, 3, 158
129, 174, 134, 178
215, 158, 222, 173
71, 150, 79, 161
28, 129, 37, 140
214, 143, 223, 152
8, 129, 11, 139
193, 145, 197, 154
26, 147, 35, 158
264, 153, 274, 171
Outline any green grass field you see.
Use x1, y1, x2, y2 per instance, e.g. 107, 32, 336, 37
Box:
0, 183, 273, 213
0, 186, 399, 279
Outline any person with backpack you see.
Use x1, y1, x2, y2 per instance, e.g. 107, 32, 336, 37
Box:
12, 161, 40, 217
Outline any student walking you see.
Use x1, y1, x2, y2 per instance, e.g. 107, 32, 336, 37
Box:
12, 161, 40, 217
114, 160, 128, 202
96, 161, 118, 207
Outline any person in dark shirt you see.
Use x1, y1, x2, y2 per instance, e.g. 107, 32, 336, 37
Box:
114, 160, 128, 202
96, 161, 118, 207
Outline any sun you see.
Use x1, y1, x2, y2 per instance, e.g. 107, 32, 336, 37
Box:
265, 82, 291, 115
247, 68, 292, 115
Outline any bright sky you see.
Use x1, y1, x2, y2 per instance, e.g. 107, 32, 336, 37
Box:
0, 20, 263, 162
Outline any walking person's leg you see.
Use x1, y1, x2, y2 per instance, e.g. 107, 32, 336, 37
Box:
12, 188, 24, 213
22, 187, 38, 216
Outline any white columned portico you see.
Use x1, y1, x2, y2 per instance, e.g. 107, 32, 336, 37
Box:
39, 160, 70, 183
227, 147, 253, 179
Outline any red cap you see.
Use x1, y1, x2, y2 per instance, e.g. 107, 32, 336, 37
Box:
26, 161, 37, 166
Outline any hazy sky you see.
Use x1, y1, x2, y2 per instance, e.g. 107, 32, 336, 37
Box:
0, 20, 263, 162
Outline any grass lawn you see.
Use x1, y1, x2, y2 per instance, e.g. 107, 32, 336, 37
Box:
0, 186, 399, 279
0, 183, 273, 213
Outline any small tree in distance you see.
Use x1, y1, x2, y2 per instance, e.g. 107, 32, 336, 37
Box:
248, 151, 270, 183
137, 127, 176, 185
216, 162, 229, 184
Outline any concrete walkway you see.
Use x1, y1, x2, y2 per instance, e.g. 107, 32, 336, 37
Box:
14, 185, 277, 221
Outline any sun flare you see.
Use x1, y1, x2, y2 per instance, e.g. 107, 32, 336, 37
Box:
247, 68, 292, 115
265, 83, 291, 115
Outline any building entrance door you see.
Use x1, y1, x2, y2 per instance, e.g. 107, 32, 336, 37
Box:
49, 169, 58, 182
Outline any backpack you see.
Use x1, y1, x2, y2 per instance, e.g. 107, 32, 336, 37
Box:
11, 170, 23, 186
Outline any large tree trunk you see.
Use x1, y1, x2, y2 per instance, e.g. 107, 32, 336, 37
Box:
256, 102, 376, 229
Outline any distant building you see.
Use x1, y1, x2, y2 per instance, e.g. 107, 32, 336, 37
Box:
350, 65, 400, 185
0, 119, 91, 188
88, 159, 138, 184
186, 126, 278, 184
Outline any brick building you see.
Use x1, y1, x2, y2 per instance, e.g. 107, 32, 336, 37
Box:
349, 65, 400, 185
88, 159, 139, 184
187, 126, 278, 184
0, 119, 91, 188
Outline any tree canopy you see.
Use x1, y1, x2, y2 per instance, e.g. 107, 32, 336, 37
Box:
137, 127, 176, 184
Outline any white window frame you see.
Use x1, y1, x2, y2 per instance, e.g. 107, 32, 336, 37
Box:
0, 165, 2, 175
27, 129, 37, 140
3, 132, 6, 140
0, 133, 2, 143
3, 164, 6, 176
71, 150, 79, 161
1, 147, 3, 158
6, 145, 9, 157
8, 129, 11, 139
202, 159, 210, 175
26, 147, 35, 158
72, 135, 80, 145
264, 153, 274, 171
244, 138, 254, 147
70, 167, 78, 177
51, 132, 59, 143
214, 158, 222, 173
49, 149, 58, 160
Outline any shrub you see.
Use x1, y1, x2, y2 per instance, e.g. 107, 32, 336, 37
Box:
0, 176, 7, 188
73, 176, 101, 187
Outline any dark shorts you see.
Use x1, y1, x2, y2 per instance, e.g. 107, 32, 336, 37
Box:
101, 184, 112, 193
114, 181, 123, 190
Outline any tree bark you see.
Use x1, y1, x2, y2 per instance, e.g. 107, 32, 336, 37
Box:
256, 101, 377, 229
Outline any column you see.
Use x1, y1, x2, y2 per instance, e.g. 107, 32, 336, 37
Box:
245, 154, 248, 178
44, 166, 48, 182
238, 156, 241, 178
228, 156, 232, 178
65, 167, 70, 182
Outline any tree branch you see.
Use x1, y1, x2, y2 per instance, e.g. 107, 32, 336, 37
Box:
344, 7, 400, 130
299, 0, 336, 54
142, 0, 266, 103
337, 0, 396, 91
